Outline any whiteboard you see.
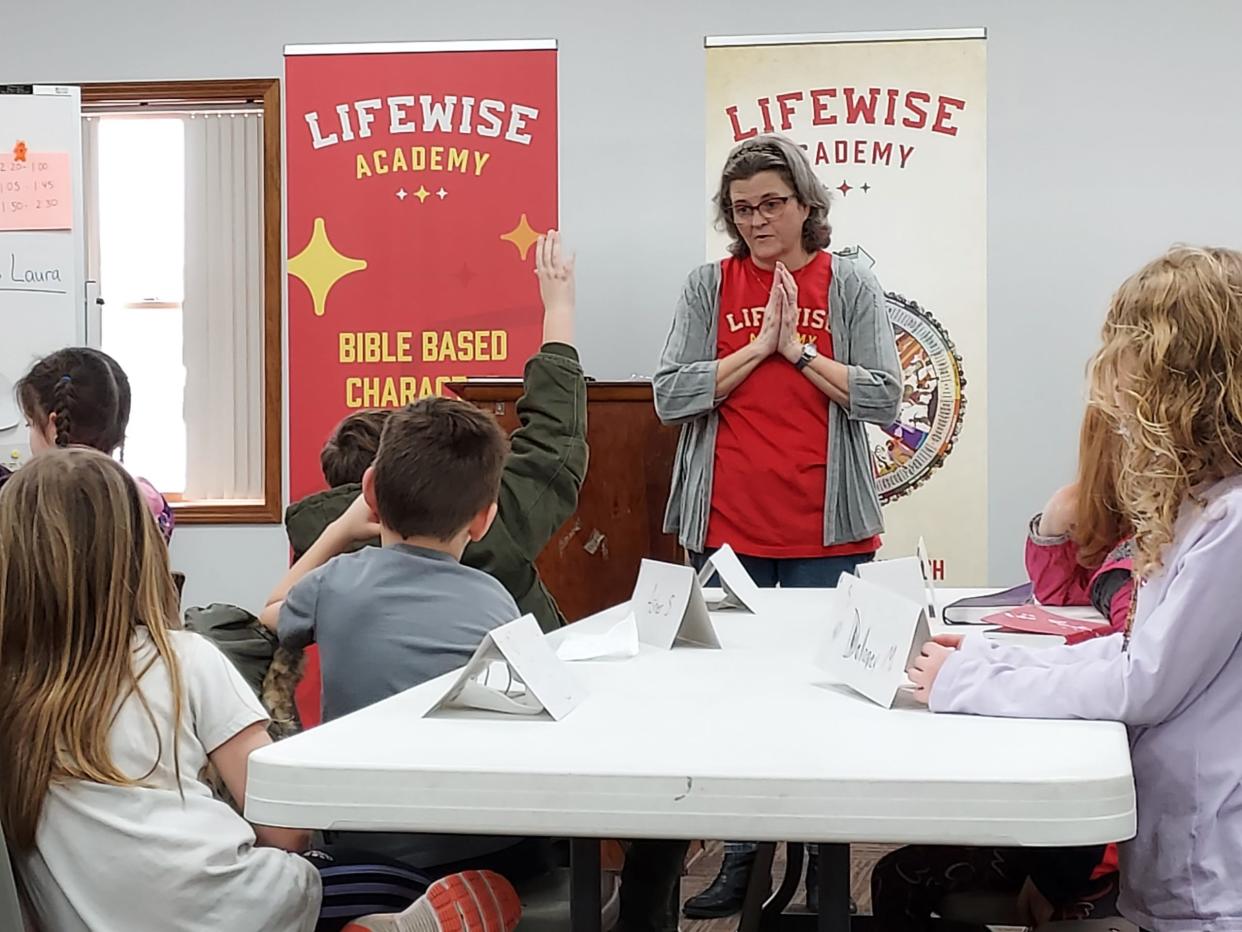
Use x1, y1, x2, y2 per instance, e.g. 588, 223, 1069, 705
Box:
0, 85, 84, 463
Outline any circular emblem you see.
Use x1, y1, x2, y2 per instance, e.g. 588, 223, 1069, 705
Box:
868, 293, 966, 504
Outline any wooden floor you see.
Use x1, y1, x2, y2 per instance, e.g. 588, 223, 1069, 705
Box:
678, 841, 892, 932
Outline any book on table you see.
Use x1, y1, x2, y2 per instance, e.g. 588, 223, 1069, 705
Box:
943, 582, 1108, 627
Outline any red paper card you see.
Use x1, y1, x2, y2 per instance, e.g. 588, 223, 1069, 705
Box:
982, 606, 1109, 638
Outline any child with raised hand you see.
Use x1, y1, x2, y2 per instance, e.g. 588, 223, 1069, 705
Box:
0, 447, 519, 932
10, 346, 174, 542
906, 245, 1242, 932
283, 230, 586, 633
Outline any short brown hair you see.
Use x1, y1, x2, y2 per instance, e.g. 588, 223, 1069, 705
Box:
321, 410, 392, 487
715, 134, 832, 259
372, 397, 508, 540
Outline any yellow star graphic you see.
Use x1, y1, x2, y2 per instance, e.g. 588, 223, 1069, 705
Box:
500, 213, 541, 260
287, 218, 368, 317
413, 186, 431, 203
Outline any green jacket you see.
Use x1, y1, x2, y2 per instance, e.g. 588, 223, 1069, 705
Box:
284, 343, 588, 632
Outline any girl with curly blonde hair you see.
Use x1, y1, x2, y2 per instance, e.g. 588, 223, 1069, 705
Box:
906, 245, 1242, 931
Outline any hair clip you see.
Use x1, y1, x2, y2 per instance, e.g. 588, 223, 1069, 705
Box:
59, 375, 72, 384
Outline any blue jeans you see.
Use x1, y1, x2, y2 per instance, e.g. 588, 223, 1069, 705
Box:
690, 548, 875, 859
690, 550, 874, 590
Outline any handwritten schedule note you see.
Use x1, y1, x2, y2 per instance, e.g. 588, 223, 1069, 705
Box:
0, 153, 72, 231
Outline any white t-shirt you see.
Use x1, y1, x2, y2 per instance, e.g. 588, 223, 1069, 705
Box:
18, 630, 321, 932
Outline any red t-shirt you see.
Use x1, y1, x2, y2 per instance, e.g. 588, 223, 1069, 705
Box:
705, 252, 881, 559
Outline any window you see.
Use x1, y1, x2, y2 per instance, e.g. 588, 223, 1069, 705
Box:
96, 118, 186, 493
82, 80, 282, 523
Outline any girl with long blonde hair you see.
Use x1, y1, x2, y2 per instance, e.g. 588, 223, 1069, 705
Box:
0, 448, 519, 932
907, 245, 1242, 930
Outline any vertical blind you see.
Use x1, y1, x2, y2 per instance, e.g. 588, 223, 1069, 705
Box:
183, 111, 265, 500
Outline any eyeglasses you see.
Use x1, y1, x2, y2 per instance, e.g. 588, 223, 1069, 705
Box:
726, 195, 795, 223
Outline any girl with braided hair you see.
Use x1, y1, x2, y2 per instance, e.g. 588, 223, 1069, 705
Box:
10, 347, 174, 542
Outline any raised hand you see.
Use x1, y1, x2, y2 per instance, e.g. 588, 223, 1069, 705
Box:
535, 230, 575, 345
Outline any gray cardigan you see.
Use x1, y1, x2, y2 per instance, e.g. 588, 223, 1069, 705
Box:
653, 252, 902, 553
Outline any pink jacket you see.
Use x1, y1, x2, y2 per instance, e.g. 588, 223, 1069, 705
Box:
0, 465, 173, 544
135, 476, 175, 544
1024, 515, 1132, 638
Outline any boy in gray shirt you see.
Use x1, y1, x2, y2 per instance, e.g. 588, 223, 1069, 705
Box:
260, 396, 525, 871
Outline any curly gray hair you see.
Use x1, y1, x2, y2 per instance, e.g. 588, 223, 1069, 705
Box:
715, 134, 832, 259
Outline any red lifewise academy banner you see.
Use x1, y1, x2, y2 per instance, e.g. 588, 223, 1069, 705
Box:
284, 40, 558, 501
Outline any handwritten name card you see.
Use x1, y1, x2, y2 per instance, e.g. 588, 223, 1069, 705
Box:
430, 614, 585, 720
816, 574, 930, 708
632, 558, 721, 650
696, 543, 771, 614
916, 536, 939, 619
857, 539, 938, 622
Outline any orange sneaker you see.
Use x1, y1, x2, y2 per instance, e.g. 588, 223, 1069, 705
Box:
344, 870, 522, 932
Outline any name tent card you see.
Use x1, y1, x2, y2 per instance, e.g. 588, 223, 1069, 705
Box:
632, 559, 721, 650
816, 574, 930, 708
696, 543, 770, 614
857, 556, 924, 607
430, 614, 584, 720
916, 536, 940, 619
858, 545, 938, 623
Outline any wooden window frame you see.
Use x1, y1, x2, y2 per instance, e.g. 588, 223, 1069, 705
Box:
81, 79, 282, 524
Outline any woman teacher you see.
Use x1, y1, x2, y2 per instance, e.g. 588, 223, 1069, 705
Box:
653, 134, 902, 916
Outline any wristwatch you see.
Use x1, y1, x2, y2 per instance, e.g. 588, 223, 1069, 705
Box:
795, 342, 819, 371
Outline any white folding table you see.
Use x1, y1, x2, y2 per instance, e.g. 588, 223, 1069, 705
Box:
246, 588, 1135, 932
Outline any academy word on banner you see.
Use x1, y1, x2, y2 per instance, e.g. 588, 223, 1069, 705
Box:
284, 40, 558, 500
704, 29, 987, 584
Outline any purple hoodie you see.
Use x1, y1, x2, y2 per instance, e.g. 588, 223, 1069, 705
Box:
931, 474, 1242, 932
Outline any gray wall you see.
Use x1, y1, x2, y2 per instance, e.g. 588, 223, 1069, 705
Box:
4, 0, 1241, 610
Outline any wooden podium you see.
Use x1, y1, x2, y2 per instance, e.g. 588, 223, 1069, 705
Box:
451, 379, 683, 623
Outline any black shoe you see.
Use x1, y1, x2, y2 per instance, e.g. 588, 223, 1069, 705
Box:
683, 851, 759, 919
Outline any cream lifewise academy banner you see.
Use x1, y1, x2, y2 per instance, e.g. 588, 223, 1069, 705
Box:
705, 29, 987, 584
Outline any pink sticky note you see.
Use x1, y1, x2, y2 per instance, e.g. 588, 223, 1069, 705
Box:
0, 152, 72, 231
982, 606, 1109, 639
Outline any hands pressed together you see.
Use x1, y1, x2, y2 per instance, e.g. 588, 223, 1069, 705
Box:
752, 262, 809, 365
